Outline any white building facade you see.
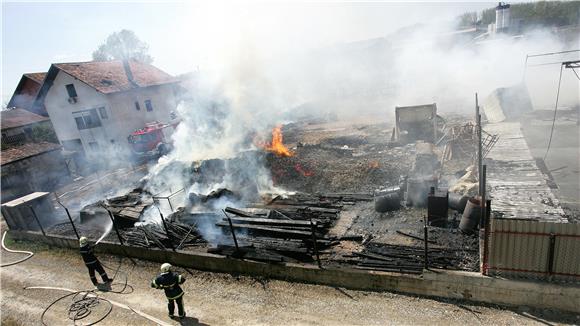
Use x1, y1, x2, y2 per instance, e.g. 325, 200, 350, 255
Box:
36, 60, 179, 158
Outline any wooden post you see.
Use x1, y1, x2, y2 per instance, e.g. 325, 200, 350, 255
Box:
310, 219, 322, 268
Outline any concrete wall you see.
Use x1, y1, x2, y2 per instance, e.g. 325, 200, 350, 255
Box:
9, 230, 580, 314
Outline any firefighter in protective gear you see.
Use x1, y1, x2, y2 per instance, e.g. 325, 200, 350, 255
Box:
79, 236, 111, 286
151, 263, 186, 318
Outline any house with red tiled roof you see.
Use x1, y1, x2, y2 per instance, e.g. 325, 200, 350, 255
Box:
7, 72, 48, 116
33, 59, 180, 158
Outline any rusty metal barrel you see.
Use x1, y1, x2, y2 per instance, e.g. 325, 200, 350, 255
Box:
374, 187, 401, 212
459, 197, 481, 234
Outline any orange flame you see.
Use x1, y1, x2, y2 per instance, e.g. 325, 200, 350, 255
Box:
262, 125, 294, 157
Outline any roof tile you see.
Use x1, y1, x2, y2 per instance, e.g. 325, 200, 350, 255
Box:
1, 108, 49, 130
54, 60, 177, 93
1, 142, 62, 166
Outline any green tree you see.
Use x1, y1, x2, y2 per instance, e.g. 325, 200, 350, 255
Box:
477, 1, 580, 29
30, 123, 59, 144
92, 29, 153, 63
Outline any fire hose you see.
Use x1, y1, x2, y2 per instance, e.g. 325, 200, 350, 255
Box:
38, 289, 112, 326
27, 286, 171, 326
0, 231, 34, 267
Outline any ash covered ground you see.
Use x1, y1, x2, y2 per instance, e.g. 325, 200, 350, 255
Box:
48, 114, 481, 273
269, 118, 411, 193
264, 115, 480, 272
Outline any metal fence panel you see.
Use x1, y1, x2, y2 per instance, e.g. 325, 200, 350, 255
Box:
487, 218, 580, 282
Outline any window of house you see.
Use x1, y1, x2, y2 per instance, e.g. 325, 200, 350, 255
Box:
61, 139, 83, 152
73, 109, 102, 130
145, 100, 153, 112
66, 84, 78, 98
75, 117, 86, 130
135, 102, 141, 111
98, 107, 108, 119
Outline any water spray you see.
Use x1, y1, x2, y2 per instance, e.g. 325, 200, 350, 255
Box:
95, 220, 113, 245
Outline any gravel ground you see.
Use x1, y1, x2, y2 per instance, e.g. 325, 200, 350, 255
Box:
2, 235, 579, 326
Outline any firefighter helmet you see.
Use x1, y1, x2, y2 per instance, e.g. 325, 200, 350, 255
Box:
79, 236, 88, 247
160, 263, 172, 273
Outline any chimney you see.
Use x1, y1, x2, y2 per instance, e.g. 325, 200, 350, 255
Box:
123, 59, 139, 88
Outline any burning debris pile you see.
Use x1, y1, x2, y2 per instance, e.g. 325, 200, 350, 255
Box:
441, 122, 499, 162
80, 188, 153, 228
265, 123, 412, 194
205, 193, 374, 263
122, 220, 206, 249
45, 108, 487, 275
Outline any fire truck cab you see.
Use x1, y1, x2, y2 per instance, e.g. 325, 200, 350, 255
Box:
128, 121, 178, 157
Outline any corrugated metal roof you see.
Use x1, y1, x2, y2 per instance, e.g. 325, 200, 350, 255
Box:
485, 122, 565, 221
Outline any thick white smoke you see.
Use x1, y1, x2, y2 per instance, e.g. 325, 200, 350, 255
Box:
142, 2, 579, 215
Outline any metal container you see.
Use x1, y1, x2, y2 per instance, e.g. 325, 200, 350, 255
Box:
428, 189, 448, 227
374, 192, 401, 213
406, 176, 438, 207
459, 197, 482, 234
448, 192, 469, 213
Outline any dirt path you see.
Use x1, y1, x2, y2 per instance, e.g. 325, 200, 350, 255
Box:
1, 238, 578, 325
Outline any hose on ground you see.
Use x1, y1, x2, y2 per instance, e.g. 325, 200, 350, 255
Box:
100, 257, 135, 294
26, 286, 172, 326
1, 231, 34, 267
40, 289, 112, 326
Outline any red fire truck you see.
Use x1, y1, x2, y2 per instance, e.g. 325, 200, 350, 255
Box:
128, 121, 179, 157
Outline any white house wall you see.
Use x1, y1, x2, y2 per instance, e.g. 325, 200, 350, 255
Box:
44, 71, 110, 153
105, 83, 178, 142
45, 70, 178, 157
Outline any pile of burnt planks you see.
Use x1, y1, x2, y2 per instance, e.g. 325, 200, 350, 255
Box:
122, 220, 206, 250
211, 205, 338, 263
337, 242, 478, 274
104, 188, 153, 227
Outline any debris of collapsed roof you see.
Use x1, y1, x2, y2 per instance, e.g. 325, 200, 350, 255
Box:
189, 188, 239, 206
80, 188, 153, 227
123, 220, 206, 249
441, 122, 499, 162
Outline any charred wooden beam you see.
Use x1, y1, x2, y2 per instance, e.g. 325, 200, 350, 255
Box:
216, 222, 313, 238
